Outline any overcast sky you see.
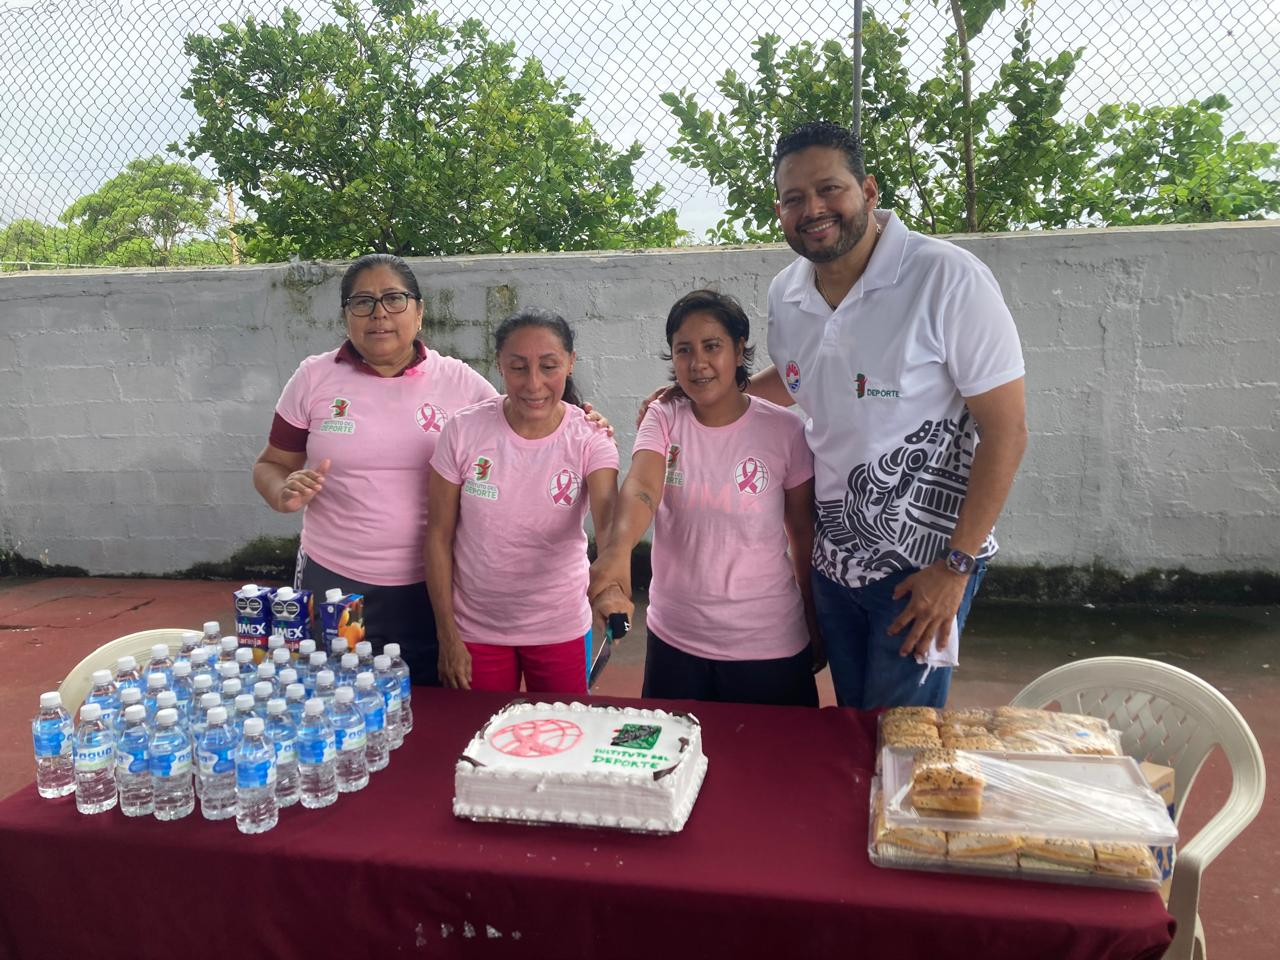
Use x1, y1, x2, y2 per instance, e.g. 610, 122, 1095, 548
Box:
2, 0, 1277, 240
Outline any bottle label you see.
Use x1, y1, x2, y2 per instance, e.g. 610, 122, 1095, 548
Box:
116, 745, 149, 776
33, 728, 69, 758
383, 691, 402, 714
298, 735, 336, 766
336, 724, 366, 752
236, 757, 277, 789
74, 742, 114, 772
362, 706, 385, 733
198, 746, 235, 776
272, 737, 297, 765
400, 676, 411, 701
152, 745, 193, 778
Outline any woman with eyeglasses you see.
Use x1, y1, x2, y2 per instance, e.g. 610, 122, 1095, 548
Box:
252, 253, 500, 686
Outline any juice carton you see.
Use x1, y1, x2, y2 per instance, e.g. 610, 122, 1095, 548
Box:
320, 588, 365, 654
270, 586, 314, 657
234, 583, 273, 660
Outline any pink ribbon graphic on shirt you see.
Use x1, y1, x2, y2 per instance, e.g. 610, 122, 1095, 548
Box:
551, 469, 578, 505
737, 458, 763, 493
415, 402, 443, 434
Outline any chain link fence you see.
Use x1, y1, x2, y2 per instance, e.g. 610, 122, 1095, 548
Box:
2, 0, 1277, 267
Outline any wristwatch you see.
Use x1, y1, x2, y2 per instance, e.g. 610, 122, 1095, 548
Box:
944, 547, 977, 576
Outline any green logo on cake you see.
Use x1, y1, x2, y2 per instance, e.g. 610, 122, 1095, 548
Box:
610, 724, 661, 750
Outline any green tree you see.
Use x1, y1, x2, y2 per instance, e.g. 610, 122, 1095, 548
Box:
178, 0, 680, 260
60, 156, 220, 265
663, 2, 1279, 240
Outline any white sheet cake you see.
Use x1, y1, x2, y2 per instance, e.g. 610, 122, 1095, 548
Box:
454, 700, 709, 833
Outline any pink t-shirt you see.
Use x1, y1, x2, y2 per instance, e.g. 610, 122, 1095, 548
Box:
430, 396, 619, 647
634, 396, 815, 661
275, 346, 497, 585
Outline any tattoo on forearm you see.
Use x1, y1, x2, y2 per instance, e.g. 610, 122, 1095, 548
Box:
634, 490, 655, 512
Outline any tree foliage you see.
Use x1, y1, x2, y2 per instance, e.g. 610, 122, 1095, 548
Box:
178, 0, 680, 259
662, 1, 1280, 240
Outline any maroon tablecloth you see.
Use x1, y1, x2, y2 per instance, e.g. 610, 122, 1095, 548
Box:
0, 690, 1173, 959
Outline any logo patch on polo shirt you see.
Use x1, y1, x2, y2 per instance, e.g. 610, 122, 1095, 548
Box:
415, 401, 446, 434
319, 396, 355, 433
734, 457, 769, 495
664, 444, 684, 487
463, 456, 498, 500
549, 468, 582, 506
855, 372, 900, 399
784, 360, 801, 393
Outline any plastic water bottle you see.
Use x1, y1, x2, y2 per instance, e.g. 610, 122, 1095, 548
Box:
297, 638, 316, 666
31, 691, 75, 798
303, 651, 327, 698
355, 673, 388, 773
267, 633, 286, 660
115, 687, 143, 739
146, 643, 175, 685
236, 717, 278, 835
202, 620, 222, 649
253, 681, 274, 719
115, 655, 143, 695
296, 699, 337, 809
271, 647, 291, 672
74, 703, 117, 814
285, 683, 306, 727
171, 661, 194, 718
150, 707, 194, 820
330, 637, 349, 666
155, 691, 186, 742
220, 677, 243, 714
337, 652, 359, 690
355, 640, 374, 672
177, 630, 201, 663
313, 669, 337, 715
197, 705, 239, 821
266, 699, 299, 808
374, 655, 404, 749
278, 667, 299, 692
84, 669, 121, 730
217, 660, 239, 687
191, 674, 216, 720
384, 643, 413, 736
218, 636, 238, 664
235, 646, 256, 682
331, 687, 368, 793
233, 694, 257, 736
256, 661, 280, 699
190, 647, 215, 690
115, 704, 154, 817
143, 672, 169, 722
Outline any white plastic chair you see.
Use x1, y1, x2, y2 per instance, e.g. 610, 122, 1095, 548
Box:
1012, 656, 1266, 960
59, 628, 191, 714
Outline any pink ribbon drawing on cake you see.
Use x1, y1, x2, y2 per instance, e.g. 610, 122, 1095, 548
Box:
490, 718, 584, 757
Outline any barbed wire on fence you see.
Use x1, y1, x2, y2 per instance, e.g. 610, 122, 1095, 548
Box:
1, 0, 1277, 268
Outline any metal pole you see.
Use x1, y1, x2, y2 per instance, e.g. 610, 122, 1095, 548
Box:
852, 0, 864, 138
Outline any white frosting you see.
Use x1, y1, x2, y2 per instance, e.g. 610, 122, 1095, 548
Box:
454, 701, 709, 833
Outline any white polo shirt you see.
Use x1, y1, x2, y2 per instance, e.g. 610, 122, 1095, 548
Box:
766, 209, 1024, 588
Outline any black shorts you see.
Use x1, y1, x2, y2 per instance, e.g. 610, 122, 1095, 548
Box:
641, 629, 818, 708
295, 550, 439, 687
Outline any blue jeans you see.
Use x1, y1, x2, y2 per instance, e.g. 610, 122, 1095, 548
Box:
811, 560, 988, 709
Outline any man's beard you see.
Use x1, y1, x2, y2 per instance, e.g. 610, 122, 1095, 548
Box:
785, 204, 870, 263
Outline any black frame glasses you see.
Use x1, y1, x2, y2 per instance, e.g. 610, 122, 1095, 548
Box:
342, 292, 421, 317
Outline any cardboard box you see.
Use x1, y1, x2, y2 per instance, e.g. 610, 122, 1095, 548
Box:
1140, 761, 1176, 900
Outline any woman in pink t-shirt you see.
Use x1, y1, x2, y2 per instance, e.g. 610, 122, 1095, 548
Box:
425, 309, 619, 695
591, 290, 821, 707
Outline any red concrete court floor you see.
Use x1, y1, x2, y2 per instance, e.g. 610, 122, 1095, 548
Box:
2, 577, 1276, 958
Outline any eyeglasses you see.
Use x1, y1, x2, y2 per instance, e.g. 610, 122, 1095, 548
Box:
342, 292, 420, 317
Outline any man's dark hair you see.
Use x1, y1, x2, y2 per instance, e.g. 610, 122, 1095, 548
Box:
773, 121, 866, 183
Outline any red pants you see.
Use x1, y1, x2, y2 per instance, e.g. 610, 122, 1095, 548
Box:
465, 636, 587, 695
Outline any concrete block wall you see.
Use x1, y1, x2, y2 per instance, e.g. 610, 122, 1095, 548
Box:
1, 220, 1277, 575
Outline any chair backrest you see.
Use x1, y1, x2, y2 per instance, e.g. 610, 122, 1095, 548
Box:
59, 628, 191, 715
1012, 656, 1266, 869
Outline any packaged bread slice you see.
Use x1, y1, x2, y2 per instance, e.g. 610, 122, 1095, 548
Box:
939, 723, 990, 740
909, 748, 986, 815
883, 706, 940, 725
1019, 836, 1096, 873
943, 734, 1004, 751
872, 786, 946, 858
941, 706, 992, 726
1094, 841, 1158, 879
948, 831, 1021, 859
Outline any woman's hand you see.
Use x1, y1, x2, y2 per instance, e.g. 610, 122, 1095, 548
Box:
438, 634, 472, 690
581, 402, 615, 438
591, 581, 634, 631
278, 458, 331, 513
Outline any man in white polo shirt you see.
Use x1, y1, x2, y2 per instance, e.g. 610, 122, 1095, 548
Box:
748, 121, 1027, 709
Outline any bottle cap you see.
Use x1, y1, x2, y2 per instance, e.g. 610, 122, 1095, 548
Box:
218, 662, 239, 678
304, 698, 325, 716
356, 672, 374, 689
39, 691, 62, 709
91, 669, 112, 685
272, 649, 290, 665
298, 639, 316, 656
191, 649, 209, 665
384, 643, 401, 658
151, 644, 170, 660
341, 653, 358, 668
331, 639, 348, 654
173, 661, 191, 677
286, 683, 305, 700
235, 694, 255, 710
243, 717, 265, 737
274, 586, 295, 600
207, 706, 228, 724
157, 691, 177, 709
356, 641, 372, 657
80, 703, 102, 721
254, 681, 273, 698
203, 621, 220, 634
267, 698, 287, 715
221, 637, 238, 652
200, 692, 221, 709
182, 630, 201, 645
258, 662, 276, 678
335, 686, 354, 703
325, 587, 343, 602
235, 648, 253, 663
147, 673, 167, 690
193, 674, 214, 691
279, 668, 298, 686
374, 655, 391, 671
310, 652, 327, 667
267, 634, 285, 649
222, 679, 242, 696
116, 655, 137, 671
317, 669, 335, 685
156, 708, 178, 726
121, 687, 142, 705
124, 704, 146, 722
